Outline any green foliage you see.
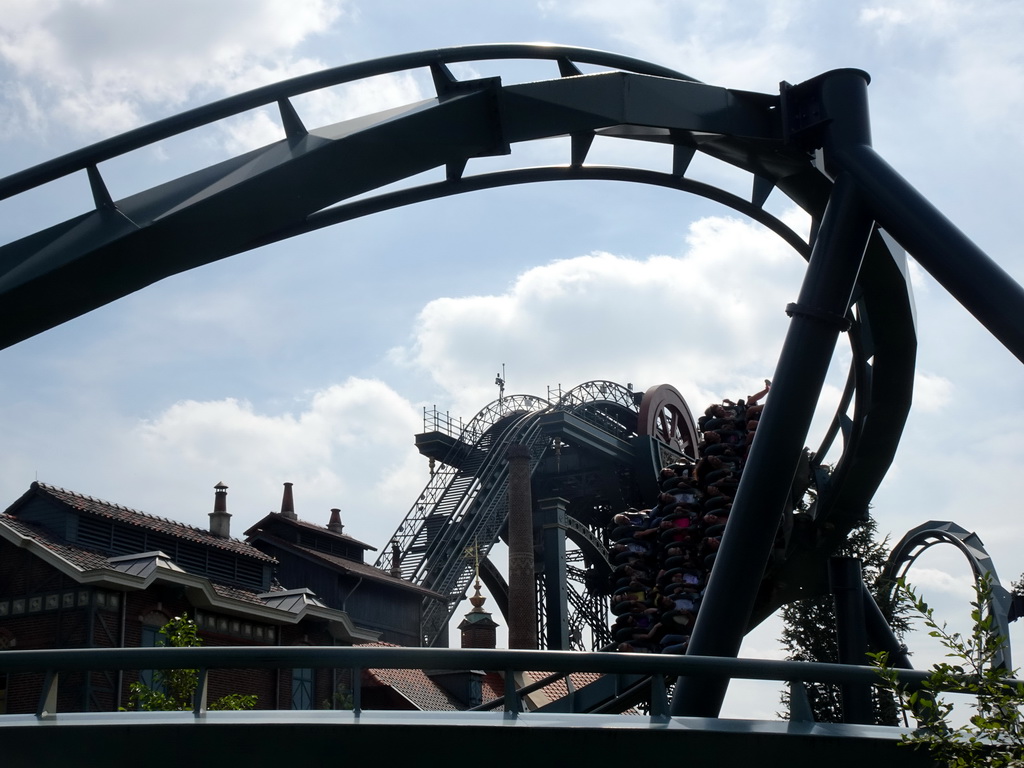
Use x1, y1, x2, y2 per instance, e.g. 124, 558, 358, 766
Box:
127, 614, 257, 712
778, 516, 906, 724
334, 685, 355, 710
208, 693, 260, 711
872, 576, 1024, 767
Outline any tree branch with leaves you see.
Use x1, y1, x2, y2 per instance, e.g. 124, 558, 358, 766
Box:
127, 614, 257, 712
872, 576, 1024, 767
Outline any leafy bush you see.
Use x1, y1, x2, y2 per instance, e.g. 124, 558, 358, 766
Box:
872, 576, 1024, 767
127, 614, 257, 712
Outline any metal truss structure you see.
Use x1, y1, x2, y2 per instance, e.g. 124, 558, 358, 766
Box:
4, 44, 1024, 722
382, 380, 693, 648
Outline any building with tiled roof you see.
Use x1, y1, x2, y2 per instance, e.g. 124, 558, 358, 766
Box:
244, 483, 445, 646
0, 481, 380, 715
0, 480, 588, 717
32, 482, 275, 564
355, 591, 607, 713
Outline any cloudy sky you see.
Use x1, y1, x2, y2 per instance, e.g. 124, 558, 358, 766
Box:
2, 0, 1024, 717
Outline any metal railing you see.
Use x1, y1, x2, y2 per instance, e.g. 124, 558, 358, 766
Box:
0, 644, 1001, 722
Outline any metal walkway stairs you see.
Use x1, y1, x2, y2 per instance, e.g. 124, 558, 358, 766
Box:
378, 402, 553, 646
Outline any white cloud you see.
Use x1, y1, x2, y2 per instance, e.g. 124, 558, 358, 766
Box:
904, 258, 930, 293
536, 0, 815, 91
0, 0, 347, 136
220, 109, 287, 156
858, 6, 910, 34
905, 567, 977, 600
860, 1, 969, 37
130, 379, 423, 538
912, 372, 953, 412
859, 1, 1024, 135
391, 214, 808, 417
10, 378, 426, 549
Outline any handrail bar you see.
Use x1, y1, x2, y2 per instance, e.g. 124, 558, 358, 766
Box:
0, 646, 1009, 691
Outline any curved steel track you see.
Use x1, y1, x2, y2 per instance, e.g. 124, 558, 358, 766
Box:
881, 521, 1016, 668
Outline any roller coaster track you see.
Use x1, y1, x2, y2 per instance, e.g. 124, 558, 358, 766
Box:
6, 43, 1024, 721
881, 521, 1017, 669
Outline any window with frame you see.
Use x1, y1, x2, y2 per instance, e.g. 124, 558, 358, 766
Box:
138, 612, 169, 694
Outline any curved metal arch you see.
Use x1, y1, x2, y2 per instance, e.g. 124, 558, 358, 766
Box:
0, 51, 904, 539
553, 380, 640, 443
881, 521, 1015, 669
0, 48, 822, 351
555, 380, 637, 411
259, 164, 813, 260
560, 513, 611, 574
458, 393, 551, 445
0, 44, 697, 202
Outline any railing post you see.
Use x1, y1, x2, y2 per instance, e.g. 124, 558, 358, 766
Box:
193, 668, 209, 716
649, 675, 670, 721
351, 667, 361, 716
503, 669, 521, 717
565, 673, 576, 714
787, 680, 815, 722
36, 671, 59, 718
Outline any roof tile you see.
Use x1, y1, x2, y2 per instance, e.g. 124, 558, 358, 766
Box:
244, 512, 375, 551
0, 513, 272, 606
0, 513, 110, 570
32, 482, 275, 564
356, 642, 599, 712
291, 543, 443, 598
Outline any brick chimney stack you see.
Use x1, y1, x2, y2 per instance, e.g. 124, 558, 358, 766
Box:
389, 542, 402, 578
327, 508, 344, 534
280, 482, 297, 520
506, 444, 537, 650
209, 482, 231, 538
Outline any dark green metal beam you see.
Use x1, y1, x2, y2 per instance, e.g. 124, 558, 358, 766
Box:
537, 411, 636, 464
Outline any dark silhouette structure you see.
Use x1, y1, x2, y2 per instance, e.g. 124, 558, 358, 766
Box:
1, 45, 1022, 749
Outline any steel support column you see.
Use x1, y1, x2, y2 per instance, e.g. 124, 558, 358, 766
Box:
831, 557, 872, 724
862, 582, 911, 670
538, 497, 571, 651
833, 143, 1024, 363
673, 69, 877, 718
